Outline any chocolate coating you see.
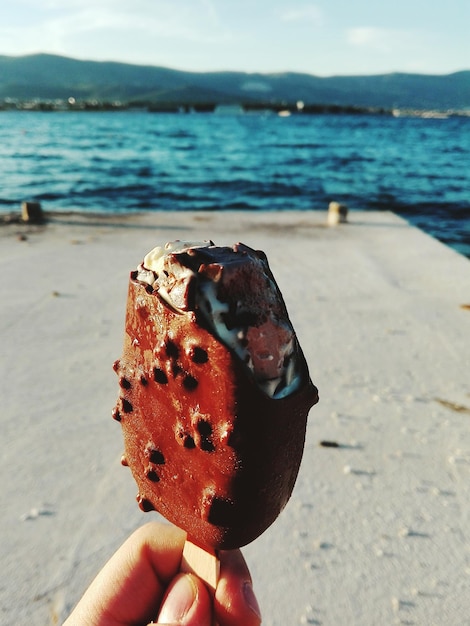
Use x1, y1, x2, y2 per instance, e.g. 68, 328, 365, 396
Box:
113, 244, 318, 550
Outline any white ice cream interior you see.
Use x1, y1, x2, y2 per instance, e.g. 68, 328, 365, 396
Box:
137, 241, 300, 399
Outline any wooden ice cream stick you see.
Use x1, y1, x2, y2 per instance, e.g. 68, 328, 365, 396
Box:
181, 539, 220, 626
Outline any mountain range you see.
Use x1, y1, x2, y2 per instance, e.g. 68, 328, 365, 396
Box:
1, 53, 469, 111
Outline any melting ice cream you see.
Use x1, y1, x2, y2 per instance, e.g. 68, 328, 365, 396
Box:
136, 240, 301, 399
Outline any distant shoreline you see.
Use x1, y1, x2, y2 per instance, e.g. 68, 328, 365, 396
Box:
0, 99, 390, 115
2, 100, 470, 118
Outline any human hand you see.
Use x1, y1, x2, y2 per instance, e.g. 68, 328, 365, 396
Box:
63, 521, 262, 626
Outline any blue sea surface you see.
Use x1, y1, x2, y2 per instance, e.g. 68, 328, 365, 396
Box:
0, 110, 469, 257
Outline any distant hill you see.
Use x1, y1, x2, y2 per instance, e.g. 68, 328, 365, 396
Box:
1, 53, 470, 110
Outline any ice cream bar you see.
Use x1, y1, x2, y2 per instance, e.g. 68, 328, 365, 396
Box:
113, 241, 318, 550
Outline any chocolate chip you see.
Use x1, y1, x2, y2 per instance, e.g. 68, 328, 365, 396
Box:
146, 469, 160, 482
176, 424, 196, 449
165, 340, 180, 359
149, 449, 165, 465
137, 495, 155, 512
153, 367, 168, 384
207, 496, 234, 526
119, 377, 131, 389
183, 375, 198, 391
197, 420, 213, 437
197, 420, 214, 452
122, 399, 133, 413
184, 435, 196, 449
191, 347, 208, 364
172, 363, 183, 378
140, 375, 148, 386
111, 408, 121, 422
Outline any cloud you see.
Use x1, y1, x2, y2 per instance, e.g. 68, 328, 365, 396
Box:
5, 0, 225, 39
0, 0, 233, 61
347, 27, 415, 54
50, 1, 217, 39
280, 5, 324, 25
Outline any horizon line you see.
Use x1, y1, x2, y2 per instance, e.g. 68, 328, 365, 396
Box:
1, 50, 469, 80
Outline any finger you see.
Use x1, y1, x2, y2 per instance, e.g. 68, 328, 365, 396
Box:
64, 522, 186, 626
215, 549, 262, 626
155, 573, 212, 625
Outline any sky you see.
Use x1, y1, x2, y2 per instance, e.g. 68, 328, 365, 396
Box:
0, 0, 468, 77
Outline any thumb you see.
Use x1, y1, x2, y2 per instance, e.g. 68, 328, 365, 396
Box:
154, 573, 212, 626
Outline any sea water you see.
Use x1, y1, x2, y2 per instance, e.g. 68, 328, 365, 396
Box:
0, 110, 469, 257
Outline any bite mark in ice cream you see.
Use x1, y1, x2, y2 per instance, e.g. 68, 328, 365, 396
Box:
136, 240, 300, 399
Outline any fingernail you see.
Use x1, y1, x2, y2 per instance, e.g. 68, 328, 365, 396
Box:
157, 574, 197, 623
243, 581, 262, 620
